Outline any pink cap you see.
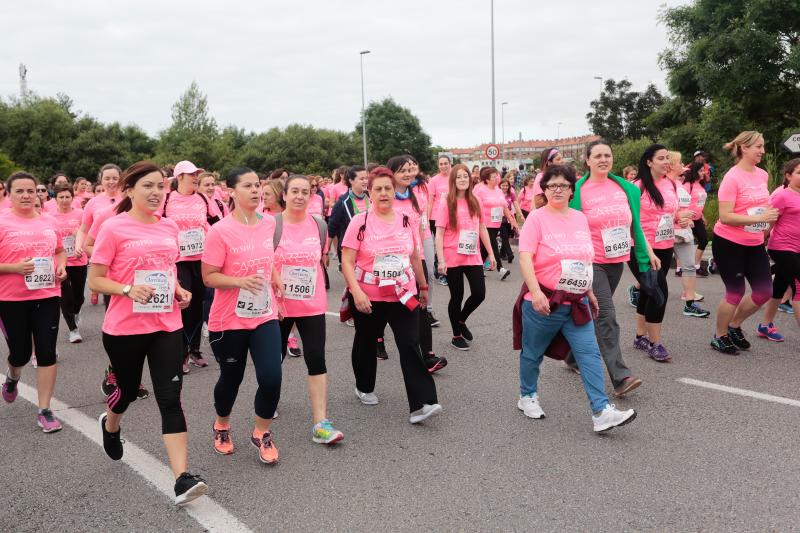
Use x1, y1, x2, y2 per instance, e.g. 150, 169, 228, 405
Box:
173, 160, 204, 177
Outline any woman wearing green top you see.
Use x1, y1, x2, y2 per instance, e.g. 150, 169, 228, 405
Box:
565, 140, 660, 397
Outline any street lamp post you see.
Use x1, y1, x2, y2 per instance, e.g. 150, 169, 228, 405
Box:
557, 121, 563, 139
360, 50, 371, 169
501, 101, 508, 167
490, 0, 496, 144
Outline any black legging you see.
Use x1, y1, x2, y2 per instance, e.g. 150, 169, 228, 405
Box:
280, 314, 327, 375
628, 247, 672, 323
769, 249, 800, 301
499, 221, 514, 260
480, 227, 503, 269
375, 261, 433, 355
60, 265, 87, 331
445, 265, 486, 337
692, 218, 708, 251
177, 261, 205, 353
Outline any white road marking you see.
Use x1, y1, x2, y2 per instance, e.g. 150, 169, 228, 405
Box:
16, 381, 252, 533
678, 378, 800, 408
325, 311, 339, 318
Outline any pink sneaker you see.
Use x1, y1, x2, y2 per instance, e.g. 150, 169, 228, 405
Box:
287, 336, 302, 358
37, 409, 63, 433
2, 378, 18, 403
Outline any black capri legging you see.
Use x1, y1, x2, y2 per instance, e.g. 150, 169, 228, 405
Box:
280, 314, 327, 375
480, 227, 503, 269
446, 265, 486, 337
628, 247, 673, 324
769, 249, 800, 302
692, 218, 708, 251
177, 261, 205, 353
712, 234, 772, 307
60, 265, 87, 331
0, 297, 60, 368
103, 329, 186, 434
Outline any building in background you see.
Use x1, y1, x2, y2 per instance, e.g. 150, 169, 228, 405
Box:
441, 134, 600, 171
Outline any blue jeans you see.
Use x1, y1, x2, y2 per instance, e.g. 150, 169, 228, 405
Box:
520, 300, 609, 413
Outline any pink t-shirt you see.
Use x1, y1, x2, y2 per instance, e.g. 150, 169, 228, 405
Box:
308, 194, 324, 217
332, 182, 348, 204
81, 193, 120, 231
274, 215, 328, 317
532, 172, 544, 196
518, 207, 594, 299
580, 178, 633, 264
414, 185, 432, 240
0, 197, 11, 210
393, 196, 424, 253
43, 199, 58, 213
0, 211, 62, 301
518, 185, 535, 213
163, 192, 211, 262
473, 184, 506, 229
714, 166, 771, 246
342, 211, 419, 302
51, 208, 88, 267
435, 198, 483, 268
88, 205, 117, 240
768, 187, 800, 253
428, 173, 449, 221
202, 215, 279, 332
91, 213, 183, 335
73, 192, 93, 210
682, 181, 707, 220
637, 178, 678, 250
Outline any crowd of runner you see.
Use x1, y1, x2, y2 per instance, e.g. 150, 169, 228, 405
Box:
1, 129, 798, 505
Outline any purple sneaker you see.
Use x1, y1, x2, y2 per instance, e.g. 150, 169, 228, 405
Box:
2, 378, 18, 403
648, 343, 671, 362
37, 409, 63, 433
633, 335, 652, 351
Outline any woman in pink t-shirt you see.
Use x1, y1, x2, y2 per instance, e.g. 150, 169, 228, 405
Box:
499, 176, 518, 265
435, 164, 496, 351
517, 164, 635, 432
682, 162, 710, 275
88, 162, 207, 504
342, 166, 441, 424
260, 179, 284, 217
474, 167, 518, 281
531, 147, 564, 209
711, 131, 777, 354
272, 174, 344, 445
76, 164, 122, 257
756, 158, 800, 339
51, 184, 88, 343
428, 155, 453, 234
517, 174, 535, 219
409, 158, 442, 329
201, 167, 284, 464
0, 171, 67, 434
307, 176, 325, 217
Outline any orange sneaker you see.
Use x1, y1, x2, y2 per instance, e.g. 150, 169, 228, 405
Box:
213, 424, 234, 455
251, 430, 278, 464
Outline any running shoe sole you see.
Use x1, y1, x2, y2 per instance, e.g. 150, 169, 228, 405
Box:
37, 419, 63, 433
683, 309, 710, 318
312, 432, 344, 445
175, 481, 208, 505
594, 410, 637, 433
613, 377, 643, 398
409, 404, 443, 424
426, 359, 448, 374
756, 331, 785, 342
450, 341, 470, 351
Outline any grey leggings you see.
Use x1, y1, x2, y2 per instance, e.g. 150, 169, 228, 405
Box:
673, 240, 697, 277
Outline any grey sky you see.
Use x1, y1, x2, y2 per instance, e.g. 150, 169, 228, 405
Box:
1, 0, 687, 148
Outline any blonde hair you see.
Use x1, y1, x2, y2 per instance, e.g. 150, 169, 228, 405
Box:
667, 151, 682, 168
724, 131, 763, 163
622, 166, 637, 180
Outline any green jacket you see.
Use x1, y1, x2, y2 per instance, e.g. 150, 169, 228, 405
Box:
569, 173, 651, 272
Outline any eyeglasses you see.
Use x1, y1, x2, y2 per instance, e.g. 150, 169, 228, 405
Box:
544, 183, 571, 192
36, 188, 48, 192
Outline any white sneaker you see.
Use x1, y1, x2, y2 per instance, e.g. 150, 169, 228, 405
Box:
499, 267, 510, 281
354, 387, 378, 405
69, 329, 83, 344
409, 403, 442, 424
517, 394, 545, 419
345, 318, 355, 327
31, 354, 38, 368
201, 322, 209, 338
592, 404, 636, 432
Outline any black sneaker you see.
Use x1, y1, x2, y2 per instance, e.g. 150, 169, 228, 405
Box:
507, 254, 514, 264
683, 302, 711, 318
427, 311, 441, 328
451, 336, 470, 351
376, 338, 388, 360
174, 472, 208, 505
459, 322, 473, 342
710, 335, 739, 355
101, 366, 117, 397
424, 354, 448, 374
727, 326, 751, 350
136, 384, 150, 400
696, 264, 709, 277
99, 413, 124, 460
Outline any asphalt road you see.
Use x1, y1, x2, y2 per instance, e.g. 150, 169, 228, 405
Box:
1, 253, 798, 532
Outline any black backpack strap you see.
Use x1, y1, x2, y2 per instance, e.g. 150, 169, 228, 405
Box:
273, 214, 283, 250
357, 211, 368, 242
311, 214, 327, 252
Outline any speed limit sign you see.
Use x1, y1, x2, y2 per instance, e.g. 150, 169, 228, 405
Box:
485, 144, 501, 160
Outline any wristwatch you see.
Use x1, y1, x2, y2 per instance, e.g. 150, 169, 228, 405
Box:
122, 284, 132, 298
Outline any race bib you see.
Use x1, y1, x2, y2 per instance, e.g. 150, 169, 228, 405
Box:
457, 230, 479, 255
490, 207, 503, 223
178, 228, 204, 257
601, 226, 631, 259
655, 214, 674, 243
24, 257, 55, 290
236, 285, 272, 318
132, 270, 174, 313
676, 187, 691, 208
744, 207, 768, 233
675, 227, 694, 242
556, 260, 593, 294
421, 213, 428, 231
281, 265, 316, 300
63, 235, 76, 258
697, 191, 707, 208
373, 254, 409, 279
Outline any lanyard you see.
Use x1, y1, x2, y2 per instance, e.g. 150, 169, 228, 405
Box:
350, 192, 369, 215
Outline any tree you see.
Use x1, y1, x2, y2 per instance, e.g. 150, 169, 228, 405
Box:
655, 0, 800, 162
356, 97, 435, 170
0, 151, 18, 180
609, 138, 654, 175
586, 79, 665, 144
155, 81, 221, 169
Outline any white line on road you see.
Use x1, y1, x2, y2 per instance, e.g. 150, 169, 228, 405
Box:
325, 311, 339, 318
16, 381, 252, 533
678, 378, 800, 408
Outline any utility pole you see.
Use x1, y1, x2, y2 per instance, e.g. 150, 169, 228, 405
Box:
359, 51, 371, 169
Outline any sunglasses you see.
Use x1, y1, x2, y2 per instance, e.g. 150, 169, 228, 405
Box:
36, 188, 48, 192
